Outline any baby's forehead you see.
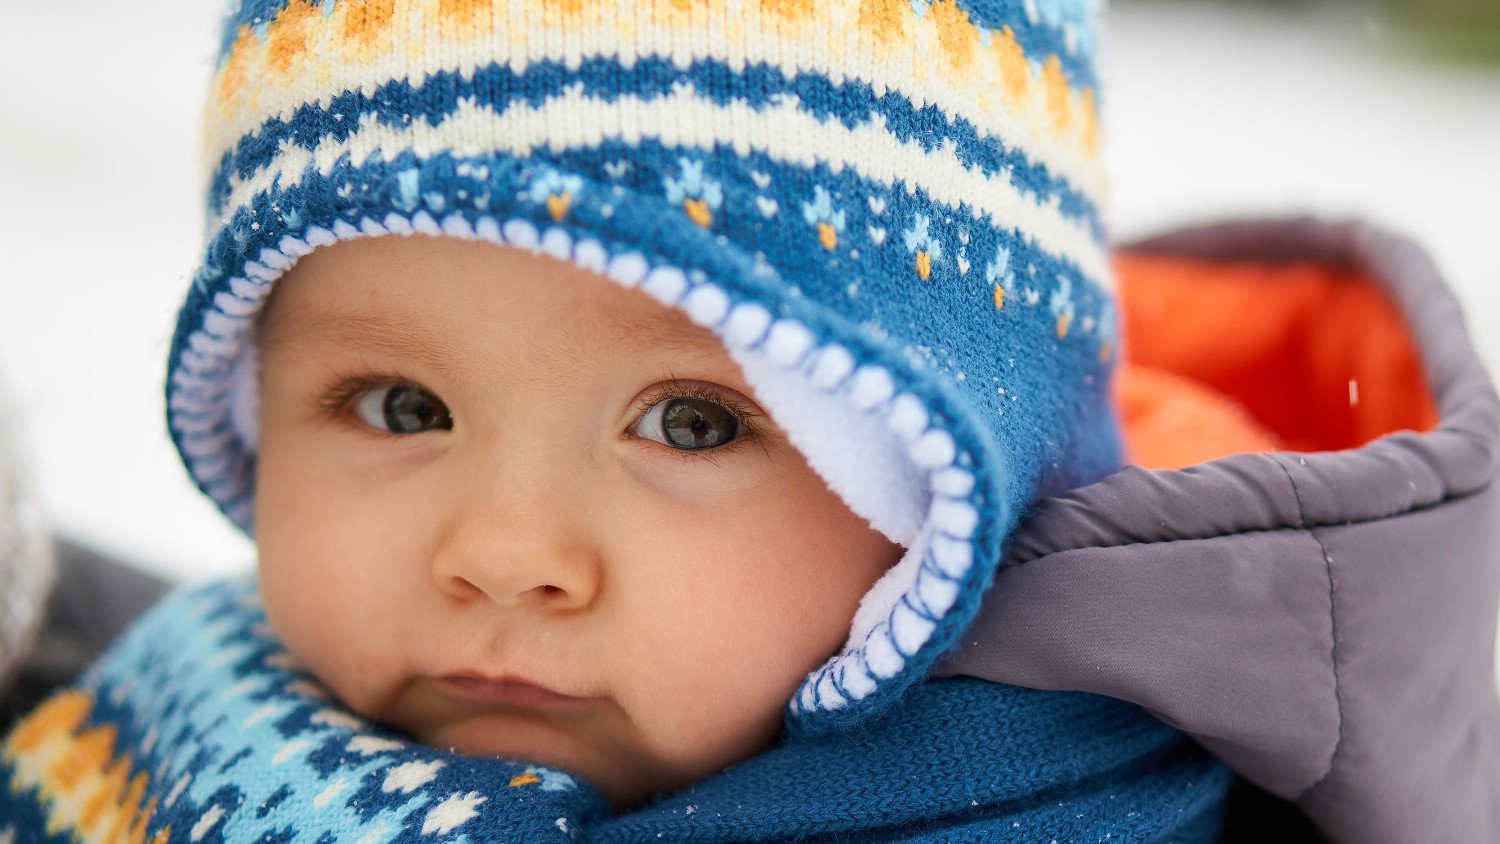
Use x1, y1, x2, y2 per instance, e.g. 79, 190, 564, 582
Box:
260, 237, 735, 368
583, 304, 730, 360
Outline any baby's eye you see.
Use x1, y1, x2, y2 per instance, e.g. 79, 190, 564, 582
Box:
633, 394, 741, 451
352, 383, 453, 434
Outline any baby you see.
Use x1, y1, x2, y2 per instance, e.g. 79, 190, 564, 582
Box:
252, 232, 903, 806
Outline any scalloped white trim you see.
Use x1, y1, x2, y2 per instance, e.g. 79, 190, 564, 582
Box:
179, 213, 982, 716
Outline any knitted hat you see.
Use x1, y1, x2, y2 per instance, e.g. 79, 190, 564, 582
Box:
168, 0, 1119, 734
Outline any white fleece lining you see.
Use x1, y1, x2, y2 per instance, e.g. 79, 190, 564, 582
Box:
188, 213, 979, 714
728, 348, 926, 549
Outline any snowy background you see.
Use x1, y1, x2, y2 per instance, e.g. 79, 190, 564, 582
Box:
0, 0, 1497, 583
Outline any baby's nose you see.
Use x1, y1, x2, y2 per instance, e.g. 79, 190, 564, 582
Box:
429, 498, 603, 613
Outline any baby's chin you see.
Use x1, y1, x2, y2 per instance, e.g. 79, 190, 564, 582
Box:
411, 709, 684, 808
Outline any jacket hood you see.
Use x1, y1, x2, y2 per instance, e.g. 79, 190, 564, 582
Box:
937, 216, 1500, 842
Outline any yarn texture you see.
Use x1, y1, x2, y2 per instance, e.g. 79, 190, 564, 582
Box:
0, 578, 1230, 841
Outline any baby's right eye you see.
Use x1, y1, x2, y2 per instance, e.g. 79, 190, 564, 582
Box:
352, 383, 454, 434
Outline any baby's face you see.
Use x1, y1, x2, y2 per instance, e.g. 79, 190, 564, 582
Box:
253, 235, 902, 806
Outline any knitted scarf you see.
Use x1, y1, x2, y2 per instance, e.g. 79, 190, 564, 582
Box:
1, 577, 1230, 842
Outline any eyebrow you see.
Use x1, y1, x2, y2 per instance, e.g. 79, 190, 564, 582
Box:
284, 314, 466, 375
276, 305, 734, 380
595, 306, 731, 361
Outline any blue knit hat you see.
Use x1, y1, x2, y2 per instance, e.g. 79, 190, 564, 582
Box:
168, 0, 1119, 735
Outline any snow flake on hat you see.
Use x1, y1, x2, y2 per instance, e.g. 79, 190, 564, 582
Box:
1095, 299, 1116, 362
528, 167, 586, 222
986, 246, 1013, 310
802, 186, 847, 251
903, 213, 943, 281
395, 168, 422, 213
1050, 275, 1076, 338
664, 157, 723, 228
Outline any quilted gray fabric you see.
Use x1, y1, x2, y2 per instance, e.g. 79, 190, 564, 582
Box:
939, 217, 1500, 843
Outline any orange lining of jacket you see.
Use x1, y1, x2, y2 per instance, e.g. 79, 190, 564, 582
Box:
1113, 252, 1440, 470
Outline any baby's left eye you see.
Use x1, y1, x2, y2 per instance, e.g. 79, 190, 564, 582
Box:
351, 382, 453, 434
633, 395, 741, 451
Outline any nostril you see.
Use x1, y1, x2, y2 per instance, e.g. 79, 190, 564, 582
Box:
521, 584, 568, 604
453, 576, 484, 595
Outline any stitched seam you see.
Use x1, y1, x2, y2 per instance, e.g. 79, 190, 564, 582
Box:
998, 481, 1489, 569
1274, 456, 1346, 801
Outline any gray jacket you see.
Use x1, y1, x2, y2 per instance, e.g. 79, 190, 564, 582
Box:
940, 217, 1500, 842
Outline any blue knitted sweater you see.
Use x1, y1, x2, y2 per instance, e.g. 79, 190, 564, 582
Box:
0, 577, 1228, 841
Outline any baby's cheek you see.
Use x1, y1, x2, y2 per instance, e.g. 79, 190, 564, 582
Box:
634, 675, 787, 792
256, 536, 387, 713
609, 490, 882, 782
620, 607, 812, 778
260, 585, 399, 726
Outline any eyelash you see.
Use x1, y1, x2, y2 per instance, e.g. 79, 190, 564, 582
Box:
629, 381, 763, 463
319, 369, 410, 434
318, 372, 763, 461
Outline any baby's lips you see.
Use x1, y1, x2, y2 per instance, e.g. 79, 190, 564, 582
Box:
436, 672, 598, 710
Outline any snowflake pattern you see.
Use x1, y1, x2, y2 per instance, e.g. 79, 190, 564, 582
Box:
527, 167, 586, 222
986, 246, 1013, 310
663, 157, 724, 228
801, 185, 847, 251
903, 213, 944, 281
1050, 274, 1076, 338
422, 792, 486, 835
0, 579, 590, 843
1095, 299, 1116, 362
